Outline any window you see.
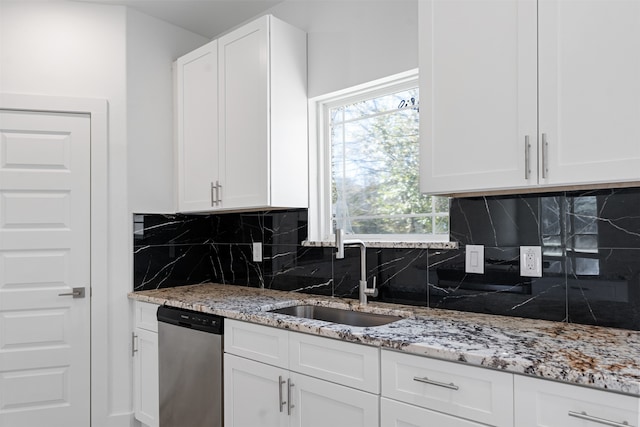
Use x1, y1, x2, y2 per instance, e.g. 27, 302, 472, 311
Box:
308, 70, 449, 243
542, 195, 600, 276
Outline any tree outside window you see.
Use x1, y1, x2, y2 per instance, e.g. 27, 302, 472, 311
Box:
330, 84, 449, 239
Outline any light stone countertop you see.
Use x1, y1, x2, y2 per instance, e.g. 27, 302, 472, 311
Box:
301, 239, 457, 249
129, 283, 640, 396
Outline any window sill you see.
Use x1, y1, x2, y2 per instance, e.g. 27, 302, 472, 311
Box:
301, 240, 458, 250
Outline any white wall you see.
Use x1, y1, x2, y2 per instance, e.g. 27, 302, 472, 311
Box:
0, 2, 130, 424
0, 2, 206, 426
266, 0, 418, 97
127, 9, 208, 213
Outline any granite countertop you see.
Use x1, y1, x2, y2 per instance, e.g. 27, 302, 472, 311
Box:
301, 239, 458, 250
129, 283, 640, 396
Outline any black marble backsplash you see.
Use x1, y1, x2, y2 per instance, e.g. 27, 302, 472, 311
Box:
133, 187, 640, 330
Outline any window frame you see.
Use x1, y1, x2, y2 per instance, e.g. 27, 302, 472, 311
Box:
307, 69, 450, 244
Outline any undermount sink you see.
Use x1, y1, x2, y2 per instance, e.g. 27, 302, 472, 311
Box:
268, 305, 402, 327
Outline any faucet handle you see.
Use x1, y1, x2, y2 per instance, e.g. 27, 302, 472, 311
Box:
365, 276, 378, 297
336, 228, 345, 259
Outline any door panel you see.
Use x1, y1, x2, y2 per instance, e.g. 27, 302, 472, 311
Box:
177, 40, 219, 212
218, 16, 270, 208
289, 372, 379, 427
223, 353, 288, 427
0, 111, 90, 427
419, 0, 538, 194
539, 0, 640, 185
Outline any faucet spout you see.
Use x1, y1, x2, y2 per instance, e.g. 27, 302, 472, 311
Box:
335, 229, 377, 305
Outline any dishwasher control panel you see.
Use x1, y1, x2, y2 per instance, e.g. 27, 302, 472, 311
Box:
157, 305, 224, 334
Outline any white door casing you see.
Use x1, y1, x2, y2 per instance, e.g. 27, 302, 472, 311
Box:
0, 109, 91, 426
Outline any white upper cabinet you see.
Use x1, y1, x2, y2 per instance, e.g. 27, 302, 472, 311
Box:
419, 0, 537, 195
176, 15, 308, 213
176, 40, 219, 212
538, 0, 640, 187
419, 0, 640, 195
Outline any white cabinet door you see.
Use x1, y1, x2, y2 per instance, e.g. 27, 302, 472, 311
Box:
381, 350, 513, 427
538, 0, 640, 187
381, 398, 488, 427
133, 327, 159, 427
224, 353, 289, 427
218, 16, 270, 209
133, 301, 159, 427
289, 372, 379, 427
419, 0, 538, 195
176, 40, 219, 212
514, 375, 640, 427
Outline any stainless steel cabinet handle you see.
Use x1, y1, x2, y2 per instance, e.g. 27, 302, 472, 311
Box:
132, 332, 138, 357
217, 181, 222, 204
278, 376, 286, 413
58, 287, 85, 298
413, 376, 459, 390
287, 378, 295, 415
542, 133, 549, 179
568, 411, 633, 427
524, 135, 531, 180
211, 182, 216, 206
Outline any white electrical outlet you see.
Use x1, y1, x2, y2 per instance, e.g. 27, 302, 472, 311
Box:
252, 242, 263, 262
520, 246, 542, 277
465, 244, 484, 274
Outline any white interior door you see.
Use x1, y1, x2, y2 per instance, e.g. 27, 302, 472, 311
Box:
0, 110, 91, 427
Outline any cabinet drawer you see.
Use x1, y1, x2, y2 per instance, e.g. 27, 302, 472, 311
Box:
381, 350, 513, 427
514, 375, 640, 427
289, 331, 379, 393
224, 319, 289, 368
381, 397, 488, 427
134, 301, 159, 333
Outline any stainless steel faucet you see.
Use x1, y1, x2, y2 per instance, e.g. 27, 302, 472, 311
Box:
335, 229, 377, 305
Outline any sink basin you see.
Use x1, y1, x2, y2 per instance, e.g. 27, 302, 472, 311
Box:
269, 305, 402, 327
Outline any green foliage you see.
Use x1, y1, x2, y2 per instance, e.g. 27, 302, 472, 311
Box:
331, 88, 449, 235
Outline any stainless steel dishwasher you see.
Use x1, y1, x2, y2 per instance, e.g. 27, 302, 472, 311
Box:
157, 305, 224, 427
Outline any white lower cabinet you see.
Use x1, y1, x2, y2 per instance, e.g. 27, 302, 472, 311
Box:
289, 372, 378, 427
514, 375, 640, 427
224, 354, 288, 427
223, 320, 379, 427
381, 398, 487, 427
381, 349, 514, 427
133, 308, 640, 427
132, 301, 159, 427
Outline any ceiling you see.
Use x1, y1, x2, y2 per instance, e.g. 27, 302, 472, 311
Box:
75, 0, 286, 38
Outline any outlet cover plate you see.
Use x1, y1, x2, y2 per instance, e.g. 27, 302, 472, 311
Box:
465, 244, 484, 274
520, 246, 542, 277
252, 242, 263, 262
